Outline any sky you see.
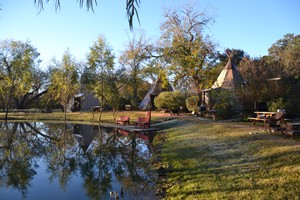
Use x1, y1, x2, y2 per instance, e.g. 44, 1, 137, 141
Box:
1, 0, 300, 69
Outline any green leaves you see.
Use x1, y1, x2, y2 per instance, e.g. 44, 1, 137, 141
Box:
268, 34, 300, 78
160, 4, 216, 94
49, 50, 80, 111
0, 39, 40, 117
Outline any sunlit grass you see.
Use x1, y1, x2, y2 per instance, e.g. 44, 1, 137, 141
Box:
157, 119, 300, 199
0, 110, 158, 123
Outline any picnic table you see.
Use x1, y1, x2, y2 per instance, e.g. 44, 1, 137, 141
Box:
247, 111, 276, 125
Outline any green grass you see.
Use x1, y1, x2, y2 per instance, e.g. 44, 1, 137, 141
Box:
0, 110, 155, 123
156, 119, 300, 199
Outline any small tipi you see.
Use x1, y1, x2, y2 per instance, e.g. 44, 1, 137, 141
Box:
139, 78, 173, 110
67, 86, 100, 112
203, 53, 244, 112
212, 56, 244, 90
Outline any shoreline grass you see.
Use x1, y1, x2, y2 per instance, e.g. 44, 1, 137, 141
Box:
156, 118, 300, 199
0, 110, 159, 123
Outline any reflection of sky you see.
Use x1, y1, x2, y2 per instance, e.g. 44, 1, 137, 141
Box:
0, 134, 88, 199
28, 158, 87, 200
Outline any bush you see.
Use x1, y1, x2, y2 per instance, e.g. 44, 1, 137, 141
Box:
209, 89, 240, 119
267, 98, 286, 112
186, 96, 199, 113
154, 91, 186, 110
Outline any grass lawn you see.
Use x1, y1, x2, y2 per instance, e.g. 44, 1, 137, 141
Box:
1, 111, 300, 199
155, 118, 300, 199
0, 110, 154, 123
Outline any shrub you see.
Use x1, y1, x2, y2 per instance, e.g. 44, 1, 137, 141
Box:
186, 96, 199, 113
209, 89, 240, 119
267, 98, 286, 112
154, 91, 186, 110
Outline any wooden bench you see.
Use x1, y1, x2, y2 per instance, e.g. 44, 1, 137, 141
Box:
284, 123, 300, 139
116, 116, 130, 125
247, 117, 266, 125
135, 111, 151, 128
284, 130, 300, 138
135, 117, 150, 128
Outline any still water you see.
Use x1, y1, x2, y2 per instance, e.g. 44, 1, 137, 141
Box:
0, 122, 158, 200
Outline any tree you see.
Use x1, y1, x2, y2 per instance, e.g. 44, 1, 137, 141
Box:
94, 68, 128, 121
238, 56, 287, 112
87, 35, 115, 120
14, 66, 49, 109
268, 33, 300, 79
119, 31, 151, 108
48, 50, 80, 120
0, 40, 40, 119
218, 49, 248, 67
160, 3, 216, 94
34, 0, 141, 30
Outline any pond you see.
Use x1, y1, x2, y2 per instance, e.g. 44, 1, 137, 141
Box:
0, 122, 159, 200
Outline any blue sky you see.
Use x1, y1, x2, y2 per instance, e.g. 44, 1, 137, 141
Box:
1, 0, 299, 69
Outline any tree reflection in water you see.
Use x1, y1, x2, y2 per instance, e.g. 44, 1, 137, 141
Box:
0, 121, 158, 199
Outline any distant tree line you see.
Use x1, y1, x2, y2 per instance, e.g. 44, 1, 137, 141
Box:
1, 2, 299, 119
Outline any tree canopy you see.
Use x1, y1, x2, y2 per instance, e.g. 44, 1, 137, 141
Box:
48, 50, 80, 119
268, 33, 300, 78
159, 3, 216, 94
0, 39, 42, 118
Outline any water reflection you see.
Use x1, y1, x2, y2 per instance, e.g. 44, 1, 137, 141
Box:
0, 122, 158, 200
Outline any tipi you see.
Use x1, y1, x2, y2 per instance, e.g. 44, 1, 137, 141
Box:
139, 78, 173, 110
203, 53, 244, 112
67, 86, 100, 112
212, 56, 244, 90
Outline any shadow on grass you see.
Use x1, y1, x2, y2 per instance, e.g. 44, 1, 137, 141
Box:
160, 120, 300, 199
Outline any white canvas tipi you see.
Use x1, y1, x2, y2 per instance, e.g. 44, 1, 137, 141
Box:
203, 54, 244, 112
139, 78, 173, 110
212, 56, 244, 90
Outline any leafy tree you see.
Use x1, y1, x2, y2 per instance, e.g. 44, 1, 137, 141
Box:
119, 31, 151, 108
34, 0, 141, 29
0, 40, 41, 118
15, 67, 49, 109
95, 68, 128, 120
268, 33, 300, 78
48, 50, 80, 120
159, 3, 216, 94
238, 56, 287, 112
218, 49, 248, 67
266, 34, 300, 114
87, 35, 115, 120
